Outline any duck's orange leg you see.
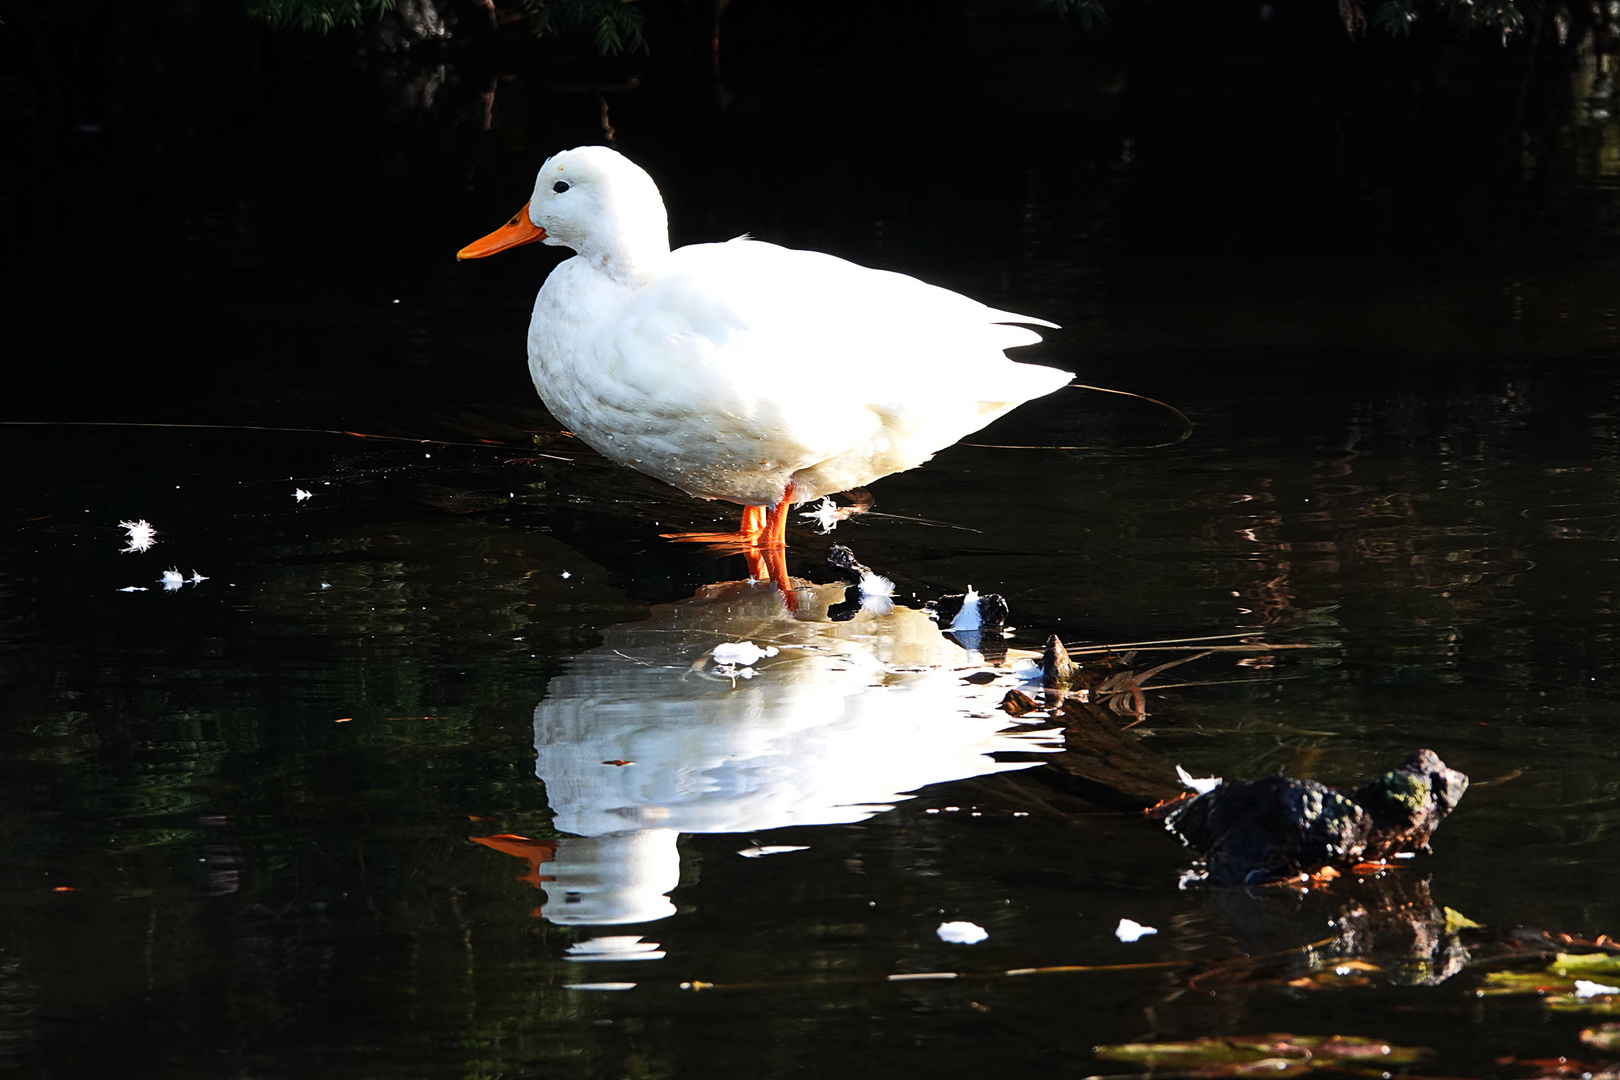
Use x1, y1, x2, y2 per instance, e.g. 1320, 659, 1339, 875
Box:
664, 488, 795, 593
740, 504, 768, 542
752, 493, 795, 599
662, 489, 790, 552
760, 492, 792, 549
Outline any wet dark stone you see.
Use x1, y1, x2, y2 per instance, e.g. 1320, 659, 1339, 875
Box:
1163, 750, 1469, 886
1352, 749, 1472, 862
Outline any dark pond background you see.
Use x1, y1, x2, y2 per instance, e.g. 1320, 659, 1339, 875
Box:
2, 1, 1619, 1077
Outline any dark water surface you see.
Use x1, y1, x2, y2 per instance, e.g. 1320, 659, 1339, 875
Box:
4, 13, 1620, 1078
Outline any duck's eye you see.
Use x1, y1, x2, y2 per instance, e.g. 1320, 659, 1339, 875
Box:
552, 181, 570, 194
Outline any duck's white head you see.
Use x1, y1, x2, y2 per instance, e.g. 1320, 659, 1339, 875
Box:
458, 145, 671, 283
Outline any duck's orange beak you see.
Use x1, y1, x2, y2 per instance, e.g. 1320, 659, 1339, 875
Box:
457, 202, 547, 260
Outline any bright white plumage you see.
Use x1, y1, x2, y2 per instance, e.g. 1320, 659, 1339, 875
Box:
458, 145, 1072, 548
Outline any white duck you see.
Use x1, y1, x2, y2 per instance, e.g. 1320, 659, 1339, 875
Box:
458, 146, 1072, 557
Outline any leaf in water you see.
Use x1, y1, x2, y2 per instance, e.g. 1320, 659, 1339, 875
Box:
1479, 970, 1581, 996
1287, 961, 1381, 991
1549, 997, 1620, 1016
1480, 954, 1620, 1012
1444, 907, 1483, 933
1286, 973, 1371, 991
1555, 954, 1620, 978
1094, 1034, 1432, 1075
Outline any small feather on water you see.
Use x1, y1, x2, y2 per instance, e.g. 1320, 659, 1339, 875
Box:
1175, 765, 1221, 795
799, 496, 846, 534
119, 519, 157, 553
937, 921, 989, 945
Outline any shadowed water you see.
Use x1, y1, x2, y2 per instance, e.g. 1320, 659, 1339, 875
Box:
3, 14, 1620, 1077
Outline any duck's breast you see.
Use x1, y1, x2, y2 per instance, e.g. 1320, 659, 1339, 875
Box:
527, 253, 869, 505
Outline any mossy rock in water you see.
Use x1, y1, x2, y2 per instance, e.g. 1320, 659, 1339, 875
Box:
1352, 750, 1471, 861
1164, 750, 1469, 885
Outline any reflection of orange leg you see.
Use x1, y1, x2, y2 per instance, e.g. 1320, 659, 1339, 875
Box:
662, 501, 769, 548
662, 487, 792, 553
753, 489, 794, 603
666, 488, 797, 602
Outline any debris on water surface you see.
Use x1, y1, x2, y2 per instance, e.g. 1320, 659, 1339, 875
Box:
119, 519, 156, 553
999, 689, 1041, 716
1042, 635, 1078, 690
1480, 952, 1620, 1010
1093, 1033, 1434, 1076
800, 492, 873, 534
1027, 632, 1314, 724
927, 587, 1009, 632
738, 845, 809, 858
294, 488, 313, 501
1115, 918, 1158, 943
857, 570, 894, 614
712, 641, 779, 667
826, 544, 869, 583
799, 496, 845, 534
936, 921, 988, 944
157, 568, 209, 591
825, 544, 894, 617
952, 587, 982, 631
1175, 764, 1221, 795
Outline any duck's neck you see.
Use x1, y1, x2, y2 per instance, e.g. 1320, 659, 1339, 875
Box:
582, 202, 671, 285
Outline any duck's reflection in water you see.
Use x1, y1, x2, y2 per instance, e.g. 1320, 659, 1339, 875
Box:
504, 578, 1059, 927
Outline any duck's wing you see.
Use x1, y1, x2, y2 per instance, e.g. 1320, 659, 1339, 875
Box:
612, 240, 1071, 457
